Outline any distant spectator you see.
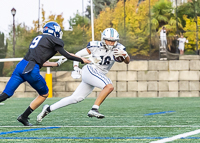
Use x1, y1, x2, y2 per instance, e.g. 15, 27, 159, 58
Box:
177, 35, 188, 55
160, 26, 167, 50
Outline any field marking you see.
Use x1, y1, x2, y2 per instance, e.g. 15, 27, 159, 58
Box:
144, 111, 175, 116
1, 125, 200, 128
0, 127, 60, 135
150, 129, 200, 143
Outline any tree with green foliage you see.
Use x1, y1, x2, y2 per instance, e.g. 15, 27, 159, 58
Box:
0, 32, 7, 76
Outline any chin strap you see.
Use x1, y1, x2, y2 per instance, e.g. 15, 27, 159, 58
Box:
0, 92, 9, 102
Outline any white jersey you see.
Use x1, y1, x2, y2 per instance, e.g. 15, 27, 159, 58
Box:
178, 38, 188, 50
86, 41, 126, 74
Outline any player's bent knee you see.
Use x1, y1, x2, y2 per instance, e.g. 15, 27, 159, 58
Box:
105, 84, 114, 92
40, 93, 49, 98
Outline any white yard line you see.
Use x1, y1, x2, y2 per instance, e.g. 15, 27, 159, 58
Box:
150, 129, 200, 143
1, 125, 200, 128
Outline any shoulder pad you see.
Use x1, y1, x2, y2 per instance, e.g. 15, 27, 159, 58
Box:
116, 43, 126, 51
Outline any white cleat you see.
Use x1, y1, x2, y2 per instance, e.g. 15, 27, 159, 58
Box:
37, 104, 50, 123
87, 109, 105, 119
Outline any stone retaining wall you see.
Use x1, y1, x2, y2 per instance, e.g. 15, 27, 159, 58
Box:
1, 56, 200, 98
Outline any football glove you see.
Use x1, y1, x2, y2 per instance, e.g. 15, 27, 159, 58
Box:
113, 49, 128, 58
57, 57, 67, 66
74, 66, 82, 75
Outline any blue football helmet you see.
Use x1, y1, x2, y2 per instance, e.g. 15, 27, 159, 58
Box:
101, 28, 119, 50
43, 21, 63, 39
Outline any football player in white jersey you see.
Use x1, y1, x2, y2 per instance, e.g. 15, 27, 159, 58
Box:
37, 28, 130, 122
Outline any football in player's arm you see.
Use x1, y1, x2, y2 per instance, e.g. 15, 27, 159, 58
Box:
37, 28, 130, 122
0, 21, 90, 126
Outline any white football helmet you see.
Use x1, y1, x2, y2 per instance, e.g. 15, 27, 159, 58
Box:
101, 28, 119, 50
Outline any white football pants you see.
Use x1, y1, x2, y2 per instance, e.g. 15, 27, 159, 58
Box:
50, 64, 112, 111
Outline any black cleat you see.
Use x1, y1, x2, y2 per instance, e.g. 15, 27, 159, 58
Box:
17, 115, 33, 126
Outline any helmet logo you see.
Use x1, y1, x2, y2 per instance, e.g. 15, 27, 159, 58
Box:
54, 25, 60, 32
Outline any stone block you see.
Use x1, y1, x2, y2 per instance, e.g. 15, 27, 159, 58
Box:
53, 92, 73, 97
87, 92, 97, 98
168, 82, 178, 91
138, 92, 157, 97
117, 92, 137, 97
106, 71, 117, 81
0, 77, 10, 82
53, 85, 65, 92
13, 92, 37, 98
179, 81, 189, 91
97, 91, 116, 97
149, 61, 168, 71
117, 71, 137, 81
128, 61, 148, 71
56, 71, 82, 82
66, 82, 81, 92
110, 62, 127, 71
93, 87, 102, 92
179, 71, 199, 81
190, 60, 200, 70
128, 82, 138, 91
138, 82, 147, 91
189, 81, 199, 91
159, 82, 169, 91
169, 60, 189, 71
179, 55, 200, 60
0, 82, 6, 92
179, 91, 199, 97
138, 71, 158, 81
159, 71, 179, 81
159, 92, 178, 97
147, 82, 158, 91
117, 81, 127, 91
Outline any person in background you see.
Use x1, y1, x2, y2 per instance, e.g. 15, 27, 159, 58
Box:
160, 26, 167, 51
0, 21, 90, 126
177, 35, 188, 55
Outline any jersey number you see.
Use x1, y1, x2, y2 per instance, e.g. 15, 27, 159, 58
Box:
30, 36, 42, 48
99, 56, 111, 65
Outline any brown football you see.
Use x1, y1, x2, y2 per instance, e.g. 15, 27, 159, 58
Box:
114, 56, 124, 62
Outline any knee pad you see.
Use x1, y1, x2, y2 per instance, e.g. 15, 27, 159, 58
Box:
74, 96, 85, 103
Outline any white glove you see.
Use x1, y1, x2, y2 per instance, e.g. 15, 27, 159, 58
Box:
74, 66, 82, 75
113, 49, 128, 58
57, 57, 67, 66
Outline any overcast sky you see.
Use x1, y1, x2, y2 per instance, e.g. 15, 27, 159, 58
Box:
0, 0, 90, 37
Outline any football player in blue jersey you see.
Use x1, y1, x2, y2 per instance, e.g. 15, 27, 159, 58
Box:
37, 28, 130, 122
0, 21, 90, 126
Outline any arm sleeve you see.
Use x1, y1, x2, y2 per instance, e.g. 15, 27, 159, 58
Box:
57, 48, 84, 64
73, 48, 90, 67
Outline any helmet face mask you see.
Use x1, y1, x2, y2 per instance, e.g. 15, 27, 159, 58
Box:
101, 28, 119, 50
43, 21, 63, 39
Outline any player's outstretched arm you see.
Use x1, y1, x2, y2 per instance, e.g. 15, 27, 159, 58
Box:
43, 61, 59, 67
57, 48, 90, 64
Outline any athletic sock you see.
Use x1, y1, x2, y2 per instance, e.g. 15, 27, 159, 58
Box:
92, 105, 99, 110
47, 106, 51, 112
21, 106, 34, 118
0, 93, 9, 102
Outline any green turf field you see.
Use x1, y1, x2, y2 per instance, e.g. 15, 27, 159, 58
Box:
1, 97, 200, 142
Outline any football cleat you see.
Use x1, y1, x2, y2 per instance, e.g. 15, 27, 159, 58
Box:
17, 115, 33, 126
37, 104, 50, 123
87, 109, 105, 119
